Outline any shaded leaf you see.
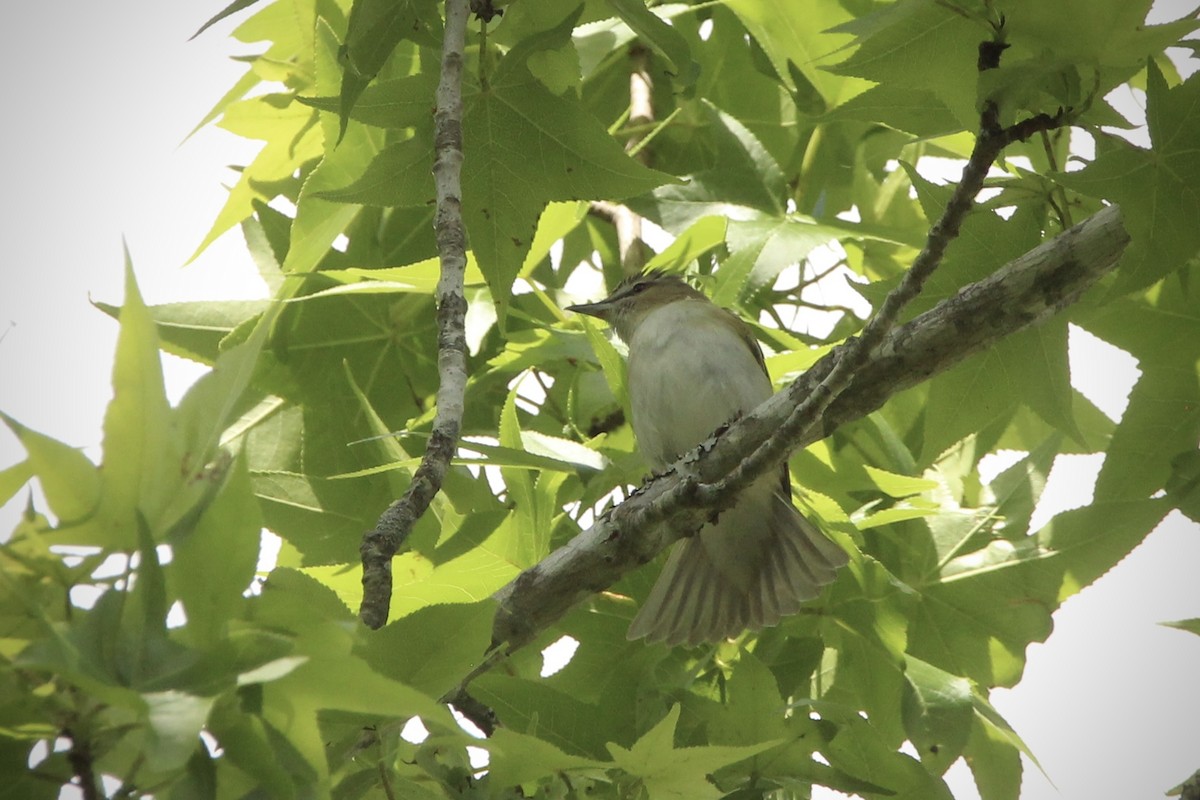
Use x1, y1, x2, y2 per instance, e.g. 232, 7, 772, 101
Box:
337, 0, 439, 139
629, 101, 785, 232
356, 601, 495, 699
605, 0, 700, 91
463, 33, 673, 313
1059, 62, 1200, 293
901, 656, 972, 775
606, 705, 780, 800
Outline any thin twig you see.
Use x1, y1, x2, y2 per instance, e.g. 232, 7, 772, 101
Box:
1040, 128, 1074, 228
444, 688, 500, 736
65, 727, 100, 800
359, 0, 471, 630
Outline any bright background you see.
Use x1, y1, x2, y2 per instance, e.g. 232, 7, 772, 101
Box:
0, 3, 1196, 798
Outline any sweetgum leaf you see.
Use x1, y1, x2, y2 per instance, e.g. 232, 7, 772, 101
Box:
1059, 62, 1200, 293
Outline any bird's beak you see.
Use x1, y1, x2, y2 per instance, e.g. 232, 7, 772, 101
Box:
565, 299, 613, 321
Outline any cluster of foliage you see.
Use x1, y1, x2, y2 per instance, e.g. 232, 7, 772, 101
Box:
3, 0, 1199, 798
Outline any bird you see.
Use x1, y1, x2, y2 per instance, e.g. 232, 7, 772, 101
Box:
567, 270, 848, 646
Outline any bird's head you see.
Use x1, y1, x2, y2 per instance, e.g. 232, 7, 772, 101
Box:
566, 270, 705, 341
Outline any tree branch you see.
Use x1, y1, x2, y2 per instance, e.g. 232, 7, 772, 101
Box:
484, 201, 1128, 662
65, 726, 100, 800
359, 0, 471, 631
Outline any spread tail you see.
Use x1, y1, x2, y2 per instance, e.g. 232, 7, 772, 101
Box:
627, 490, 847, 646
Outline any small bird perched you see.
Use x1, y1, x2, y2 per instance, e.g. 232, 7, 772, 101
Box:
568, 270, 848, 646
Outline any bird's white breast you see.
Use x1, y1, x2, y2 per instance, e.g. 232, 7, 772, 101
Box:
627, 299, 772, 468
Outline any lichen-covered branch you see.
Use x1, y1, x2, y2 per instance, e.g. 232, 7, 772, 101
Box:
359, 0, 471, 630
485, 202, 1129, 659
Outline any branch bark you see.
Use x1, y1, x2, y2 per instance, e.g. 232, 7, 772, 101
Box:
358, 0, 470, 631
486, 201, 1129, 656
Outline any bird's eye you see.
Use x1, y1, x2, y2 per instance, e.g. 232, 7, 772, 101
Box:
631, 282, 649, 293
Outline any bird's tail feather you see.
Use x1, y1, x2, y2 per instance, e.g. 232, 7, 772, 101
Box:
627, 492, 847, 646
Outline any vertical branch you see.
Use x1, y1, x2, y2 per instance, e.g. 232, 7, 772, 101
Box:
613, 44, 654, 275
359, 0, 471, 630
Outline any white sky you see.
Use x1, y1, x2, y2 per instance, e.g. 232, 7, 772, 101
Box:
0, 3, 1196, 800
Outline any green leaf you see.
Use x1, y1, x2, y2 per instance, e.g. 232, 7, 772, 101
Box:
472, 673, 614, 759
0, 458, 32, 510
484, 727, 609, 789
0, 415, 102, 528
499, 384, 540, 567
252, 570, 453, 725
863, 466, 939, 499
251, 470, 385, 564
899, 174, 1080, 457
93, 299, 269, 366
173, 306, 276, 458
825, 86, 961, 138
1165, 450, 1200, 523
142, 690, 216, 773
962, 704, 1023, 800
190, 0, 264, 40
901, 656, 972, 775
712, 215, 848, 306
1098, 361, 1200, 502
206, 701, 312, 798
828, 0, 981, 128
169, 454, 262, 648
527, 42, 582, 96
1081, 276, 1200, 502
1160, 618, 1200, 637
0, 738, 58, 800
300, 71, 438, 130
1058, 62, 1200, 293
643, 215, 727, 274
823, 565, 909, 745
519, 431, 606, 471
356, 601, 494, 700
316, 133, 434, 207
606, 705, 780, 800
825, 713, 956, 800
987, 435, 1060, 539
336, 0, 439, 139
576, 318, 630, 419
909, 499, 1169, 686
605, 0, 700, 92
334, 435, 606, 479
629, 101, 785, 233
707, 649, 787, 747
462, 11, 674, 312
302, 517, 521, 617
101, 258, 180, 543
996, 0, 1200, 71
191, 95, 323, 261
278, 20, 377, 275
724, 0, 858, 102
